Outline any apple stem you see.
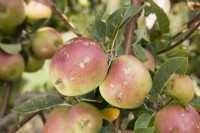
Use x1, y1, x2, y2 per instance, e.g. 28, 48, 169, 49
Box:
47, 0, 82, 36
123, 0, 144, 55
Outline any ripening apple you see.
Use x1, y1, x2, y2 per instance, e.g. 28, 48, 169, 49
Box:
143, 49, 155, 72
155, 103, 200, 133
31, 27, 63, 59
166, 74, 194, 102
26, 0, 52, 24
99, 55, 152, 109
25, 51, 45, 72
0, 0, 26, 34
65, 102, 103, 133
0, 50, 25, 81
43, 106, 70, 133
50, 37, 109, 96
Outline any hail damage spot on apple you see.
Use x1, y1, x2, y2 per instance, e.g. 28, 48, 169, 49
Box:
50, 37, 109, 96
100, 55, 152, 109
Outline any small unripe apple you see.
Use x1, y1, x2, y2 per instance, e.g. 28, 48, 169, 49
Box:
26, 0, 52, 24
143, 49, 155, 72
0, 0, 26, 34
31, 27, 63, 59
99, 55, 152, 109
0, 50, 25, 81
155, 103, 200, 133
50, 37, 109, 96
65, 102, 103, 133
166, 74, 194, 102
43, 106, 70, 133
25, 51, 45, 72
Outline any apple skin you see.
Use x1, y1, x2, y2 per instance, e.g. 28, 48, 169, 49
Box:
65, 102, 103, 133
31, 27, 63, 59
166, 74, 194, 102
50, 37, 109, 96
26, 0, 52, 24
25, 51, 45, 72
155, 103, 200, 133
43, 106, 70, 133
0, 0, 26, 34
143, 49, 155, 72
0, 50, 25, 81
99, 55, 152, 109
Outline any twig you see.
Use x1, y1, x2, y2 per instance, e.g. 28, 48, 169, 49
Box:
157, 20, 200, 54
8, 112, 39, 133
0, 112, 18, 128
39, 112, 46, 124
172, 12, 200, 39
114, 111, 121, 132
123, 0, 143, 55
0, 82, 12, 118
47, 0, 82, 36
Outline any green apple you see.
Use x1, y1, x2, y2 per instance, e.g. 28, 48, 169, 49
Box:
31, 27, 63, 59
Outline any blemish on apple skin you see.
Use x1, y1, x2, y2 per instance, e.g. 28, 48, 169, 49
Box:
116, 92, 124, 103
55, 78, 64, 90
123, 67, 132, 75
79, 62, 84, 68
83, 56, 90, 63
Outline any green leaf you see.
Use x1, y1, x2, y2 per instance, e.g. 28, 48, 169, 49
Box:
106, 5, 143, 40
0, 43, 22, 54
99, 120, 116, 133
54, 0, 66, 13
149, 0, 170, 33
90, 5, 107, 42
134, 113, 153, 130
135, 127, 155, 133
190, 95, 200, 112
149, 57, 188, 102
133, 44, 148, 62
135, 16, 149, 43
13, 95, 66, 114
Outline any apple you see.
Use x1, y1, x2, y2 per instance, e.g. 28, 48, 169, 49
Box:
31, 27, 63, 59
155, 103, 200, 133
166, 74, 194, 102
143, 49, 155, 72
99, 55, 152, 109
43, 106, 70, 133
50, 37, 109, 96
26, 0, 52, 24
25, 51, 45, 72
0, 50, 25, 81
65, 102, 103, 133
0, 0, 26, 34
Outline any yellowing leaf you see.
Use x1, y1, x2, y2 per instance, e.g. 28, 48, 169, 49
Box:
100, 108, 120, 121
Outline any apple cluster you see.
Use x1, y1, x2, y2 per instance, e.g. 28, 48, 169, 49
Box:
0, 0, 63, 81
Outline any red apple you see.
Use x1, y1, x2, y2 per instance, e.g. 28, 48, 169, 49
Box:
65, 102, 103, 133
0, 50, 25, 81
50, 37, 108, 96
155, 103, 200, 133
99, 55, 152, 109
43, 106, 70, 133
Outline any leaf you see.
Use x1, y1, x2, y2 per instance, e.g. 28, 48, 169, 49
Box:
134, 113, 153, 130
149, 57, 188, 102
134, 127, 155, 133
13, 95, 66, 114
135, 16, 149, 43
90, 5, 107, 42
54, 0, 66, 13
149, 0, 170, 33
99, 120, 116, 133
0, 43, 22, 55
133, 44, 148, 62
106, 5, 143, 40
190, 95, 200, 112
101, 108, 120, 121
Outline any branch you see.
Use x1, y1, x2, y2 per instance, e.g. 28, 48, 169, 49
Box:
123, 0, 143, 55
8, 112, 39, 133
47, 0, 82, 36
157, 20, 200, 54
172, 12, 200, 39
0, 82, 12, 118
